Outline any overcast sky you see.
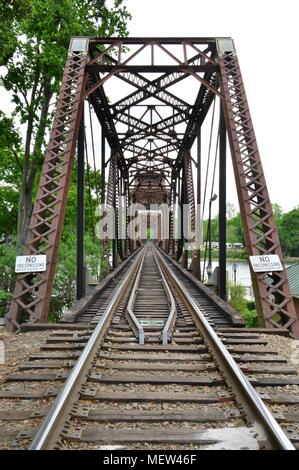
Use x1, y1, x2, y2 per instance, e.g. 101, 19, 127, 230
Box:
1, 0, 298, 214
120, 0, 299, 213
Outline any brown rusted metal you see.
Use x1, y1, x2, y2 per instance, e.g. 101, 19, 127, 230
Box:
103, 152, 117, 266
7, 36, 297, 337
183, 151, 201, 280
168, 178, 176, 257
217, 40, 299, 338
7, 43, 89, 331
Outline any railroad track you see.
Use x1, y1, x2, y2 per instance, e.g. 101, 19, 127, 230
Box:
1, 243, 299, 450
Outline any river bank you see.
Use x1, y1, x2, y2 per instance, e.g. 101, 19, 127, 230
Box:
210, 250, 299, 264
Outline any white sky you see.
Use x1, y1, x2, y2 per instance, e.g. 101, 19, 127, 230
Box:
122, 0, 299, 213
1, 0, 298, 214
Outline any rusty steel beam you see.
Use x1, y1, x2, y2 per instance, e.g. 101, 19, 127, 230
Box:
182, 151, 200, 280
87, 74, 127, 178
112, 71, 192, 116
168, 178, 176, 257
173, 70, 218, 174
103, 152, 118, 266
113, 71, 191, 118
7, 41, 89, 330
85, 40, 219, 103
87, 65, 216, 73
110, 53, 208, 116
124, 178, 131, 256
183, 151, 195, 233
89, 37, 217, 45
217, 38, 299, 337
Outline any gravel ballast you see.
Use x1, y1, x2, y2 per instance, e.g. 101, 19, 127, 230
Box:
0, 328, 53, 385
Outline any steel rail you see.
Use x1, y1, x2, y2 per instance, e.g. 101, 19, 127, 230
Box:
29, 245, 147, 450
152, 245, 177, 345
126, 245, 147, 344
153, 245, 295, 450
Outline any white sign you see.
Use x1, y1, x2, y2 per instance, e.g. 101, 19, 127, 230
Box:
249, 255, 283, 273
15, 255, 47, 273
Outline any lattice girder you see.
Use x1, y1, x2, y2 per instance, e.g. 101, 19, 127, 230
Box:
7, 48, 89, 331
6, 36, 298, 338
217, 45, 299, 337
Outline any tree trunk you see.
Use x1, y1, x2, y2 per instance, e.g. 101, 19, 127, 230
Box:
16, 113, 34, 251
17, 188, 33, 249
16, 83, 53, 251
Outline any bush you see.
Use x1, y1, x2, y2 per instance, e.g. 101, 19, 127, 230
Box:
49, 231, 105, 322
242, 307, 258, 327
227, 282, 259, 328
0, 243, 17, 317
0, 243, 17, 293
210, 249, 248, 260
0, 291, 11, 317
0, 232, 106, 323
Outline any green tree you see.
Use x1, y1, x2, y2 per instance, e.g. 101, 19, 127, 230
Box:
226, 212, 244, 244
272, 203, 283, 225
48, 159, 105, 320
0, 111, 22, 240
0, 1, 28, 66
226, 202, 236, 219
227, 282, 258, 327
0, 159, 104, 319
202, 207, 244, 245
278, 207, 299, 257
1, 0, 131, 248
202, 216, 218, 244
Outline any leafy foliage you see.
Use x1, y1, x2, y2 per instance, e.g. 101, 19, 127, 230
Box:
0, 111, 22, 239
275, 207, 299, 257
227, 282, 258, 327
0, 0, 131, 246
0, 158, 105, 321
0, 244, 17, 295
0, 0, 28, 66
202, 210, 245, 247
0, 0, 131, 320
211, 249, 247, 260
203, 202, 299, 258
49, 231, 103, 322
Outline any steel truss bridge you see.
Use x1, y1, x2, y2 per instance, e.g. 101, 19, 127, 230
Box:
6, 36, 299, 338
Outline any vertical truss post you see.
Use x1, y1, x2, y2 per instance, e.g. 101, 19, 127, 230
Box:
173, 177, 179, 259
124, 178, 131, 255
112, 229, 117, 269
77, 108, 85, 300
121, 176, 127, 258
100, 129, 106, 271
180, 165, 188, 269
217, 38, 299, 337
7, 38, 89, 330
101, 131, 106, 204
218, 102, 227, 300
105, 152, 117, 268
183, 150, 200, 277
176, 176, 183, 262
115, 165, 123, 262
182, 152, 189, 269
193, 130, 202, 280
168, 176, 176, 257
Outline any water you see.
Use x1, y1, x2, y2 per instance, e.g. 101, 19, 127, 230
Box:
200, 260, 293, 300
201, 260, 254, 299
